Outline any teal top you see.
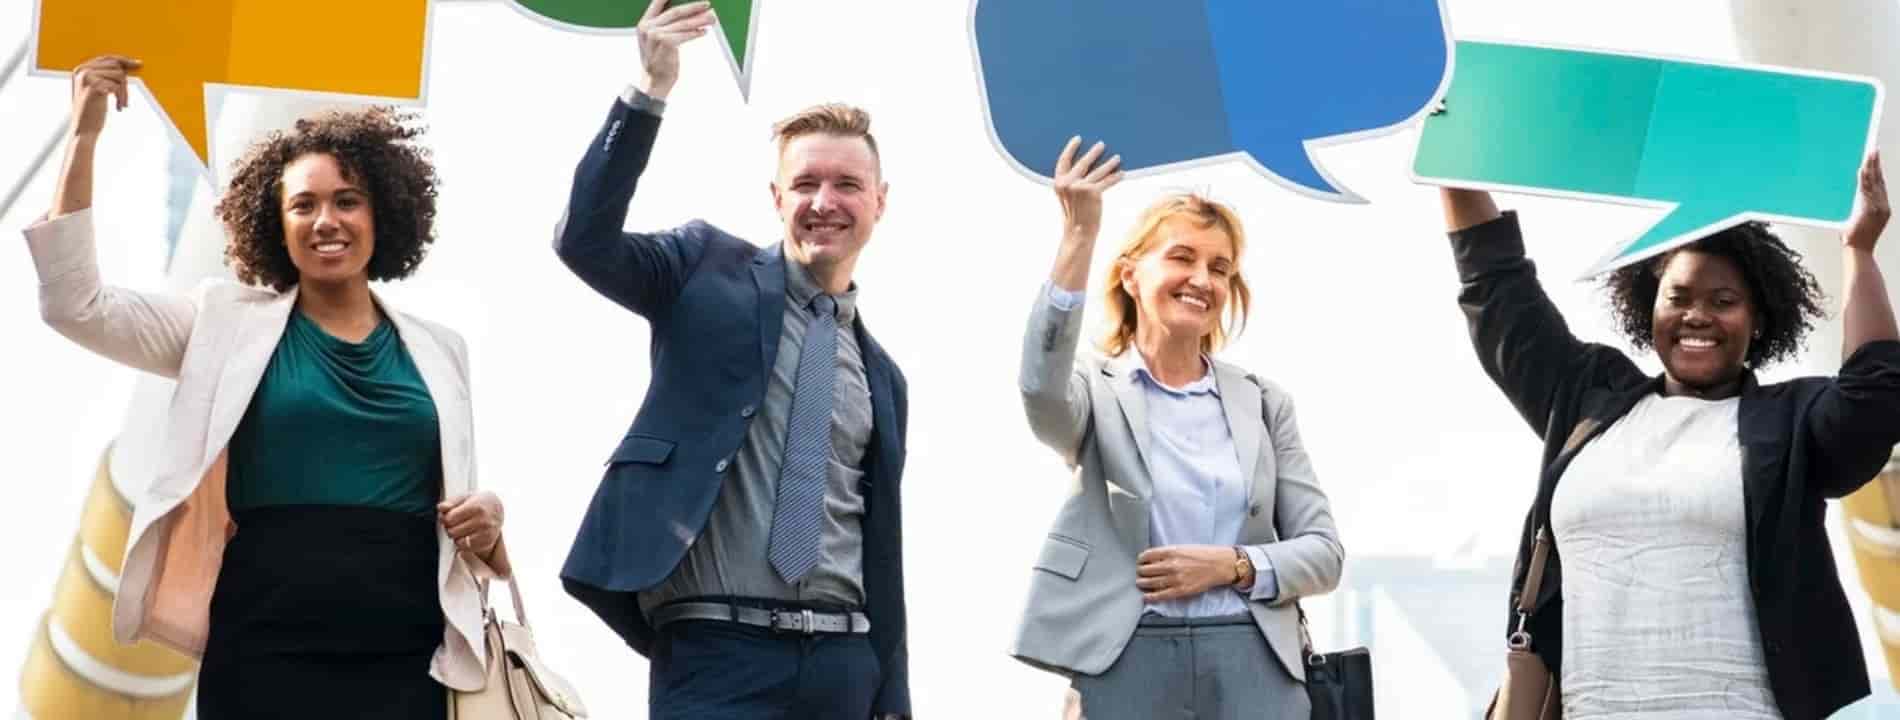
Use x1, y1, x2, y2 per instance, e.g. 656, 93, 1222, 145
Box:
227, 310, 442, 515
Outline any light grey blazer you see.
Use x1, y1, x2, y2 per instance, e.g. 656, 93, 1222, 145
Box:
1012, 292, 1345, 681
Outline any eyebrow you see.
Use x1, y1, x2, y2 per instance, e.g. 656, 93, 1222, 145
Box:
1664, 283, 1744, 295
285, 186, 366, 200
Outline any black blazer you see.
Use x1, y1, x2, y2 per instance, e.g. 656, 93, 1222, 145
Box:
553, 98, 913, 715
1452, 212, 1900, 719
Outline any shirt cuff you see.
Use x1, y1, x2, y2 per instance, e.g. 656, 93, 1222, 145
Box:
620, 86, 667, 116
1044, 281, 1085, 312
1243, 546, 1278, 602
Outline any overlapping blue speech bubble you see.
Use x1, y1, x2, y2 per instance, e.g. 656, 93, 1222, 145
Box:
971, 0, 1451, 202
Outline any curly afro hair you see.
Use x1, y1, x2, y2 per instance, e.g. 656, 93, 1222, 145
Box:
215, 107, 438, 291
1602, 221, 1826, 369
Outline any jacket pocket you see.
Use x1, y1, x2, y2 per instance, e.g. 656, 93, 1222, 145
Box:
1033, 534, 1090, 580
607, 435, 676, 466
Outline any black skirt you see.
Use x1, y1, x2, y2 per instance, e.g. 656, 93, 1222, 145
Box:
197, 505, 447, 719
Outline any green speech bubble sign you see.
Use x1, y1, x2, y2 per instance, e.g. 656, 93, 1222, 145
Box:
511, 0, 759, 98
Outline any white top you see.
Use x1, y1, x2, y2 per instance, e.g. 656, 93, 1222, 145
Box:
1551, 393, 1780, 719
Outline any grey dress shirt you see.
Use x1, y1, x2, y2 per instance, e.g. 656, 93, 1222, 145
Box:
640, 244, 875, 613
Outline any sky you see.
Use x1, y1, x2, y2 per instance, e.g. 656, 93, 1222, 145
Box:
2, 0, 1896, 717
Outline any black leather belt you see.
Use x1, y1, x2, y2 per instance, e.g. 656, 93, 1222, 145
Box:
650, 601, 872, 635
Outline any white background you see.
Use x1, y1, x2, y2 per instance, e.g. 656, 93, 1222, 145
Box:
0, 1, 1892, 717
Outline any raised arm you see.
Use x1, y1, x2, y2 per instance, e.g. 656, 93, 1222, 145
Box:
1021, 138, 1121, 462
27, 56, 196, 380
1808, 153, 1900, 496
551, 1, 716, 318
1842, 152, 1898, 356
1440, 188, 1633, 439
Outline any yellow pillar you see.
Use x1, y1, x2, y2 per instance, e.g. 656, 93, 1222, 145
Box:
1844, 452, 1900, 688
19, 448, 198, 718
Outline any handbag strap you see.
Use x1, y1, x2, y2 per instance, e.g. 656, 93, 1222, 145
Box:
1295, 602, 1321, 665
1509, 526, 1552, 649
469, 566, 532, 630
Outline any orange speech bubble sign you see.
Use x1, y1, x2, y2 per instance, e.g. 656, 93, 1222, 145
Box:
31, 0, 431, 174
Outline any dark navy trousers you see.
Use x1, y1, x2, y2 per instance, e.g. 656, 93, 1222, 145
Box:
649, 619, 882, 719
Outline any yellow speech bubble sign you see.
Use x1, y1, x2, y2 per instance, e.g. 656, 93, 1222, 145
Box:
31, 0, 432, 174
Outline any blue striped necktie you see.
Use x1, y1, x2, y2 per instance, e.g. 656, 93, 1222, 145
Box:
769, 294, 837, 583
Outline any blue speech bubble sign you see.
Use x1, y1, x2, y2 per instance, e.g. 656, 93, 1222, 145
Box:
971, 0, 1451, 202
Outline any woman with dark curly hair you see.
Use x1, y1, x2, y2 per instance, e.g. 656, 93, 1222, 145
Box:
1440, 153, 1900, 720
22, 56, 507, 718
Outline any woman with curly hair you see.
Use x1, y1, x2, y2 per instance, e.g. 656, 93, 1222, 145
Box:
23, 56, 507, 718
1440, 153, 1900, 720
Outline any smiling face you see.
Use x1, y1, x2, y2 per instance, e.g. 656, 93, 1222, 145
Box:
1120, 217, 1237, 345
1652, 249, 1756, 396
279, 152, 375, 289
772, 132, 887, 277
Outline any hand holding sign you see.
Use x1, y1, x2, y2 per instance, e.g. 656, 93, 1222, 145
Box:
1847, 152, 1891, 253
1413, 41, 1882, 276
67, 55, 141, 138
513, 0, 761, 99
32, 0, 431, 174
972, 0, 1451, 201
1053, 137, 1125, 237
635, 1, 718, 99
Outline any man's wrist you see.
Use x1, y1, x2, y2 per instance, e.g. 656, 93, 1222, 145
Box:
622, 86, 668, 117
636, 72, 675, 101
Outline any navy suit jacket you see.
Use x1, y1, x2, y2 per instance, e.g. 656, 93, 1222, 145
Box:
554, 98, 911, 715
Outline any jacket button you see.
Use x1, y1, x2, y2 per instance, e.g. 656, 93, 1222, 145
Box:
1249, 504, 1263, 517
1765, 641, 1781, 655
741, 405, 756, 418
715, 459, 730, 473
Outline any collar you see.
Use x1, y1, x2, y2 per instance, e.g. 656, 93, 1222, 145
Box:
1127, 351, 1218, 397
780, 242, 859, 324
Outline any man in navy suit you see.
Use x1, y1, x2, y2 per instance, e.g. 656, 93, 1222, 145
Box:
552, 3, 910, 718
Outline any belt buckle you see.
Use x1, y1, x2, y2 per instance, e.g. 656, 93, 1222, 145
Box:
769, 608, 818, 635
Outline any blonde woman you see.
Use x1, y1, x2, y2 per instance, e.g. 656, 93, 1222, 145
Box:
1013, 138, 1344, 719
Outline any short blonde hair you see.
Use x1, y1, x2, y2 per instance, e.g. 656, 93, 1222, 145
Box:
1099, 193, 1252, 357
771, 103, 880, 172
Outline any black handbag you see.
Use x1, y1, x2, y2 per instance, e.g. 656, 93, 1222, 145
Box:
1300, 604, 1374, 720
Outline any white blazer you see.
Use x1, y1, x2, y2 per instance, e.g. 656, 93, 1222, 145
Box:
24, 210, 491, 691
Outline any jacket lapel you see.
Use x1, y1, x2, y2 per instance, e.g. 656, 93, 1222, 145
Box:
1214, 362, 1273, 543
202, 288, 299, 469
1103, 352, 1156, 478
752, 244, 788, 378
1101, 353, 1157, 549
1734, 373, 1778, 584
1214, 361, 1264, 498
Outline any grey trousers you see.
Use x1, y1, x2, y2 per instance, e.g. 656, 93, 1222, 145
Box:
1072, 613, 1310, 720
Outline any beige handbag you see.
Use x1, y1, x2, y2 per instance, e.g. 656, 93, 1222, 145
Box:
448, 576, 588, 719
1486, 527, 1560, 720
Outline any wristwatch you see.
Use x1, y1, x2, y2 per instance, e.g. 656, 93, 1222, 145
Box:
1232, 546, 1256, 590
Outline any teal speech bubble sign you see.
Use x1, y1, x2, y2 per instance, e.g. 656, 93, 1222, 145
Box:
1414, 40, 1882, 277
509, 0, 760, 98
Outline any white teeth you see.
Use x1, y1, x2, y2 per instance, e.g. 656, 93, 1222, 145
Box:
1176, 294, 1208, 310
1681, 337, 1718, 348
315, 242, 345, 253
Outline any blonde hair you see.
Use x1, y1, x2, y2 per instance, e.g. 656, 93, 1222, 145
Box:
770, 103, 880, 172
1098, 193, 1252, 357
